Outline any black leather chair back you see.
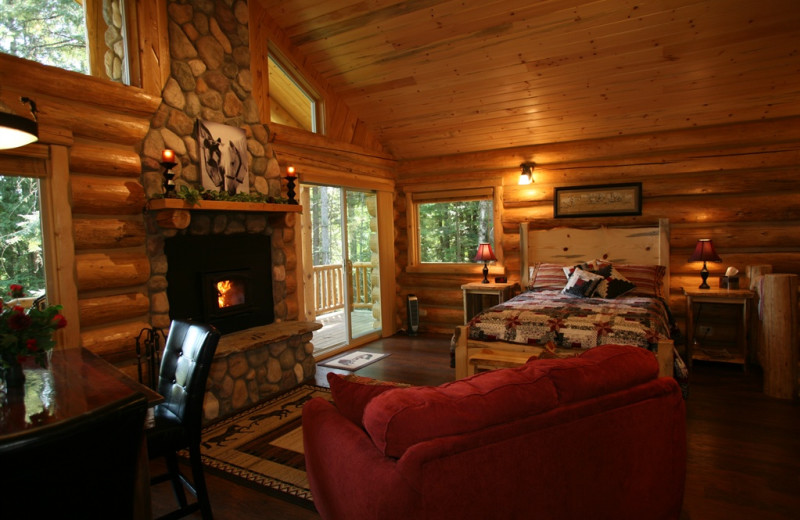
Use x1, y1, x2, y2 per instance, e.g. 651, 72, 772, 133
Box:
156, 320, 220, 439
0, 393, 148, 519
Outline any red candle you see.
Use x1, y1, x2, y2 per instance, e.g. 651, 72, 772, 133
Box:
162, 149, 175, 163
287, 166, 296, 177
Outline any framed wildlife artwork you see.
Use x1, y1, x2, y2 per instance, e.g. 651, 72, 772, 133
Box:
195, 120, 249, 195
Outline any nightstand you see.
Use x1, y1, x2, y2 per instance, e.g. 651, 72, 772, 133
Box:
683, 287, 755, 371
461, 282, 515, 323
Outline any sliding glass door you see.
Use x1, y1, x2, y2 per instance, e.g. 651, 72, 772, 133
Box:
301, 184, 381, 355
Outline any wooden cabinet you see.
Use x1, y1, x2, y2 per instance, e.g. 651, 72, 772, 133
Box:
461, 282, 515, 324
683, 287, 755, 371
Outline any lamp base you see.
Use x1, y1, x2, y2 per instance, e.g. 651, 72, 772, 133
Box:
482, 263, 490, 283
698, 262, 711, 289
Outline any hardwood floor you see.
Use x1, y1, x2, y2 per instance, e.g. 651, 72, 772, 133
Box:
150, 333, 800, 519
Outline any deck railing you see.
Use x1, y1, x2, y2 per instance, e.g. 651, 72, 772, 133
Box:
312, 262, 373, 315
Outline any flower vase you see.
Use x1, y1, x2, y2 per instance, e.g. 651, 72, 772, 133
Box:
2, 360, 25, 389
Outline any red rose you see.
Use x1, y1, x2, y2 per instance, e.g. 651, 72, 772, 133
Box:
26, 338, 38, 352
52, 314, 68, 329
8, 308, 32, 331
9, 284, 25, 298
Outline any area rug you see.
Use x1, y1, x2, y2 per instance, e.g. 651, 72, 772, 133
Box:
197, 384, 332, 504
319, 350, 390, 371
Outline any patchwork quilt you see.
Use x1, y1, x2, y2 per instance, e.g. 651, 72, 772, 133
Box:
467, 290, 671, 349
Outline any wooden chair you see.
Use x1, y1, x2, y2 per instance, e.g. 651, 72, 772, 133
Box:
147, 320, 220, 520
0, 393, 148, 519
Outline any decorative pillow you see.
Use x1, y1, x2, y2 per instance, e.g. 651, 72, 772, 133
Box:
327, 373, 409, 427
561, 268, 604, 297
592, 266, 637, 299
563, 259, 613, 280
527, 263, 568, 291
614, 264, 666, 298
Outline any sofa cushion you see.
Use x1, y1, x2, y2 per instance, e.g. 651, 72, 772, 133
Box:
530, 344, 659, 404
363, 366, 559, 458
327, 373, 409, 427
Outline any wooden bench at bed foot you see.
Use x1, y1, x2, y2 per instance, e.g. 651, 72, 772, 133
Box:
468, 349, 534, 376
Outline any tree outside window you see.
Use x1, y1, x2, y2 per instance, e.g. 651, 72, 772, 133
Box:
0, 175, 46, 297
417, 198, 494, 263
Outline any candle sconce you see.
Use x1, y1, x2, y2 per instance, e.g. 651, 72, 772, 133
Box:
286, 166, 298, 204
161, 149, 177, 195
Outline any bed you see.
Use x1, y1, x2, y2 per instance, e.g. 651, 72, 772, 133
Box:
454, 219, 686, 382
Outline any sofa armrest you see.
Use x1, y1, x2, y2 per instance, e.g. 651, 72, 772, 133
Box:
302, 398, 421, 520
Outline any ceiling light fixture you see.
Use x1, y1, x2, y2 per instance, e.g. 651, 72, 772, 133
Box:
0, 97, 39, 150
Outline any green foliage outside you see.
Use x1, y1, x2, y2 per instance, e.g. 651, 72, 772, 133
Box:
0, 176, 46, 298
307, 186, 373, 266
418, 199, 494, 263
0, 0, 88, 74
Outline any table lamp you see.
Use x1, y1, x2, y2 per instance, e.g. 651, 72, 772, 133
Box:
474, 243, 497, 284
688, 239, 721, 289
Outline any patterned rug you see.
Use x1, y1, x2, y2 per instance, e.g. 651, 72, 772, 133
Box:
197, 384, 331, 504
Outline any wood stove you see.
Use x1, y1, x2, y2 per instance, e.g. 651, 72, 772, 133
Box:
165, 233, 274, 334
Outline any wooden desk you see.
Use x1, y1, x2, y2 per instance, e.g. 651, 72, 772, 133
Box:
683, 288, 754, 371
1, 347, 162, 518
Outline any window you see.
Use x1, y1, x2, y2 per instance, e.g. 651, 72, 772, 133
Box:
0, 0, 134, 84
0, 175, 46, 298
407, 188, 501, 272
268, 51, 321, 133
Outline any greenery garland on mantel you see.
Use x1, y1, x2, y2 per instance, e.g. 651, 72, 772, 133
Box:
146, 188, 301, 227
154, 185, 290, 206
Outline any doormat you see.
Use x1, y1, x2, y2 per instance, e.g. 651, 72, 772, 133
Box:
319, 350, 390, 371
196, 385, 331, 504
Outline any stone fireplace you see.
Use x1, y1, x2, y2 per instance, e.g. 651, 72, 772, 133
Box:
137, 1, 323, 422
145, 207, 318, 423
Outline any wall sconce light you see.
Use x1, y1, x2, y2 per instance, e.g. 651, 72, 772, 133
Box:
474, 243, 497, 284
688, 238, 721, 289
0, 97, 39, 150
519, 162, 535, 185
286, 166, 298, 204
161, 149, 177, 195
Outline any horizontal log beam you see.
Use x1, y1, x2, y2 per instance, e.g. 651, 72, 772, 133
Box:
79, 292, 150, 327
73, 217, 147, 250
75, 252, 150, 292
71, 175, 146, 215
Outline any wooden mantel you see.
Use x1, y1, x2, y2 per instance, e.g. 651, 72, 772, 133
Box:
146, 198, 302, 229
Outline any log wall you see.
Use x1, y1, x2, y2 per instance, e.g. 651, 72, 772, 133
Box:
395, 116, 800, 361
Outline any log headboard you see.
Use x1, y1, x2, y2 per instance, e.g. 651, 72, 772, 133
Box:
519, 218, 670, 296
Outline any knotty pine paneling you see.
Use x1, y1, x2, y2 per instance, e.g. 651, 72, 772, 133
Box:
394, 116, 800, 350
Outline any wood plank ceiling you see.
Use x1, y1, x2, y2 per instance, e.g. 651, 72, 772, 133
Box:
262, 0, 800, 160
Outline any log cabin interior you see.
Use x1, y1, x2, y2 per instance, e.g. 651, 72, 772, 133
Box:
1, 0, 799, 518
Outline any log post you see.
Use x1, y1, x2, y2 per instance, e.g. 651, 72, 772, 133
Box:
760, 274, 799, 400
747, 264, 773, 364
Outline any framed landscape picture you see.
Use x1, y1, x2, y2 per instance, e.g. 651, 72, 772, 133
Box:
554, 182, 642, 218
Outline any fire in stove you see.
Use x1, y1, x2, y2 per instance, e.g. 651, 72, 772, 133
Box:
216, 279, 245, 308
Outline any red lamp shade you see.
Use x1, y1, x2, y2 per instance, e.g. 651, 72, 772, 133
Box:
474, 243, 497, 283
688, 239, 721, 263
688, 239, 721, 289
474, 243, 497, 262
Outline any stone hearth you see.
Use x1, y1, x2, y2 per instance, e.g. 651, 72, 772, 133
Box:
203, 321, 321, 422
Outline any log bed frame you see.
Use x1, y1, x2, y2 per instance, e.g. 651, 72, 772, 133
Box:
454, 218, 674, 379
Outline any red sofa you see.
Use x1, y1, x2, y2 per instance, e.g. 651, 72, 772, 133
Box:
303, 345, 686, 520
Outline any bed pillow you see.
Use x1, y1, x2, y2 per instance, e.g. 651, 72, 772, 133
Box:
614, 264, 666, 298
527, 263, 568, 291
561, 268, 605, 297
327, 373, 410, 427
592, 266, 637, 299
